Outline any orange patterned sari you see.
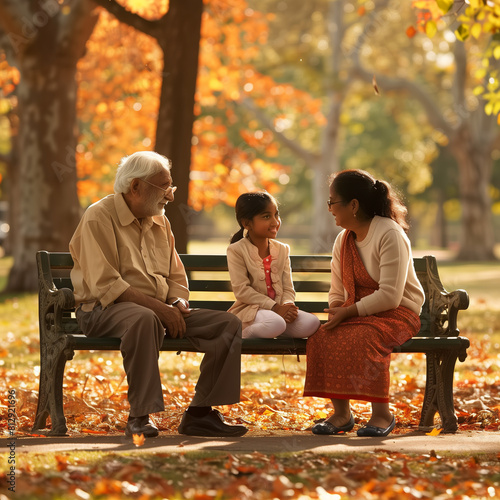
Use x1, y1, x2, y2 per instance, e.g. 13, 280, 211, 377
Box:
303, 230, 420, 403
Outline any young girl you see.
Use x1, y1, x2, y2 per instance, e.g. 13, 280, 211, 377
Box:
227, 192, 320, 339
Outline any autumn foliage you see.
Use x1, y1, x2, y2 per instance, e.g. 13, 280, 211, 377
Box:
54, 0, 324, 210
0, 0, 318, 210
409, 0, 500, 122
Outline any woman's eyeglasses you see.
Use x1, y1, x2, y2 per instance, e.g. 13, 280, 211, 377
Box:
327, 200, 343, 208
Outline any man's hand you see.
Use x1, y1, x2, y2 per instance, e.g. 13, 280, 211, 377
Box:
172, 298, 191, 316
157, 304, 187, 338
323, 304, 357, 330
273, 303, 299, 323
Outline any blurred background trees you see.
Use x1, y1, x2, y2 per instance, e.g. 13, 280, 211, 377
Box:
1, 0, 500, 291
0, 0, 98, 290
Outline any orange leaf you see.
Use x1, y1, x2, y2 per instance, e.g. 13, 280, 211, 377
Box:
426, 427, 442, 436
372, 75, 380, 96
133, 433, 145, 447
406, 26, 417, 38
55, 455, 69, 472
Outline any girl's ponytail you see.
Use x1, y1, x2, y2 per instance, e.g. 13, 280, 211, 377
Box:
230, 227, 245, 244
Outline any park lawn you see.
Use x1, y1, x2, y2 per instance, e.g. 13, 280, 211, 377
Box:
0, 256, 12, 292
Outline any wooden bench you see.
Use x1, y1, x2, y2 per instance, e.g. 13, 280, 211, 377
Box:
33, 251, 470, 436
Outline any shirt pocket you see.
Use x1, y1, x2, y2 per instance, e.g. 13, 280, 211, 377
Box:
150, 245, 171, 276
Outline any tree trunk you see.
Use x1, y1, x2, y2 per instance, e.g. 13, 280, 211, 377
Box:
2, 111, 18, 257
311, 96, 342, 253
311, 0, 345, 253
433, 188, 448, 249
0, 0, 98, 291
6, 63, 83, 291
155, 0, 204, 253
450, 126, 496, 261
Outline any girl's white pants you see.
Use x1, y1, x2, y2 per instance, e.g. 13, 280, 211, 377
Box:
242, 309, 320, 339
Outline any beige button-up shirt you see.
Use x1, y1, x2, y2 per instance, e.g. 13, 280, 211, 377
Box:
69, 193, 189, 311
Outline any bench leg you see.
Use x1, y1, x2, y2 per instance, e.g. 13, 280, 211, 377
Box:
32, 337, 74, 436
419, 351, 459, 433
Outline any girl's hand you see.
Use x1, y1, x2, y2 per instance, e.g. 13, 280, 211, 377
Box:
323, 304, 357, 330
273, 303, 299, 323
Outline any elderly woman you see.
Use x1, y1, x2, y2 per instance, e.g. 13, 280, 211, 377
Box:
304, 169, 425, 437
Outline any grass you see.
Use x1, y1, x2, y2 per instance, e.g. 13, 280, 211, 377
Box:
0, 255, 12, 292
437, 260, 500, 309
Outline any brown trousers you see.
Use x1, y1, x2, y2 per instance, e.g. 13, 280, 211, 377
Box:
76, 304, 243, 417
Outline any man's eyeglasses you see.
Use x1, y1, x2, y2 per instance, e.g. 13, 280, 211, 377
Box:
140, 178, 177, 196
327, 200, 343, 208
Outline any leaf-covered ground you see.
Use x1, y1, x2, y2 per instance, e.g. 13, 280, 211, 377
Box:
4, 449, 500, 499
1, 261, 500, 498
0, 291, 499, 437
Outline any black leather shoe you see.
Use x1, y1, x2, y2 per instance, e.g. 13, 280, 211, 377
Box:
356, 416, 396, 437
178, 409, 248, 437
125, 415, 159, 438
311, 414, 355, 435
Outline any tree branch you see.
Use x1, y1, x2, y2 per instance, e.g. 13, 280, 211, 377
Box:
0, 0, 38, 56
54, 0, 100, 63
0, 0, 32, 39
91, 0, 163, 39
240, 98, 320, 166
348, 4, 453, 137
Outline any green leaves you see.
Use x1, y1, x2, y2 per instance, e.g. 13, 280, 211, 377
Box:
455, 24, 470, 42
436, 0, 454, 14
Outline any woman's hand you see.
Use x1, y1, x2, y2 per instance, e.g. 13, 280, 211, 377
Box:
323, 304, 357, 330
273, 303, 299, 323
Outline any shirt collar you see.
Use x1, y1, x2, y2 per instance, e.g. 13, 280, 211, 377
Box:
114, 193, 167, 228
115, 193, 136, 226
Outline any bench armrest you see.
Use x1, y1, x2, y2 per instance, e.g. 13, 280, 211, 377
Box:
37, 251, 75, 343
37, 251, 75, 308
423, 256, 470, 337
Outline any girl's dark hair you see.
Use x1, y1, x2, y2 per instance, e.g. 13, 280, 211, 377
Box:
230, 191, 278, 243
330, 169, 409, 231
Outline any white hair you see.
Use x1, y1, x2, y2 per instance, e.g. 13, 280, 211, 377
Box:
114, 151, 172, 194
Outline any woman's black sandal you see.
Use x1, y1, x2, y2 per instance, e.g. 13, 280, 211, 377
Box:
311, 414, 355, 435
356, 416, 396, 437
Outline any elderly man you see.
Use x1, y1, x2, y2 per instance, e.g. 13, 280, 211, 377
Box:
69, 151, 247, 438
